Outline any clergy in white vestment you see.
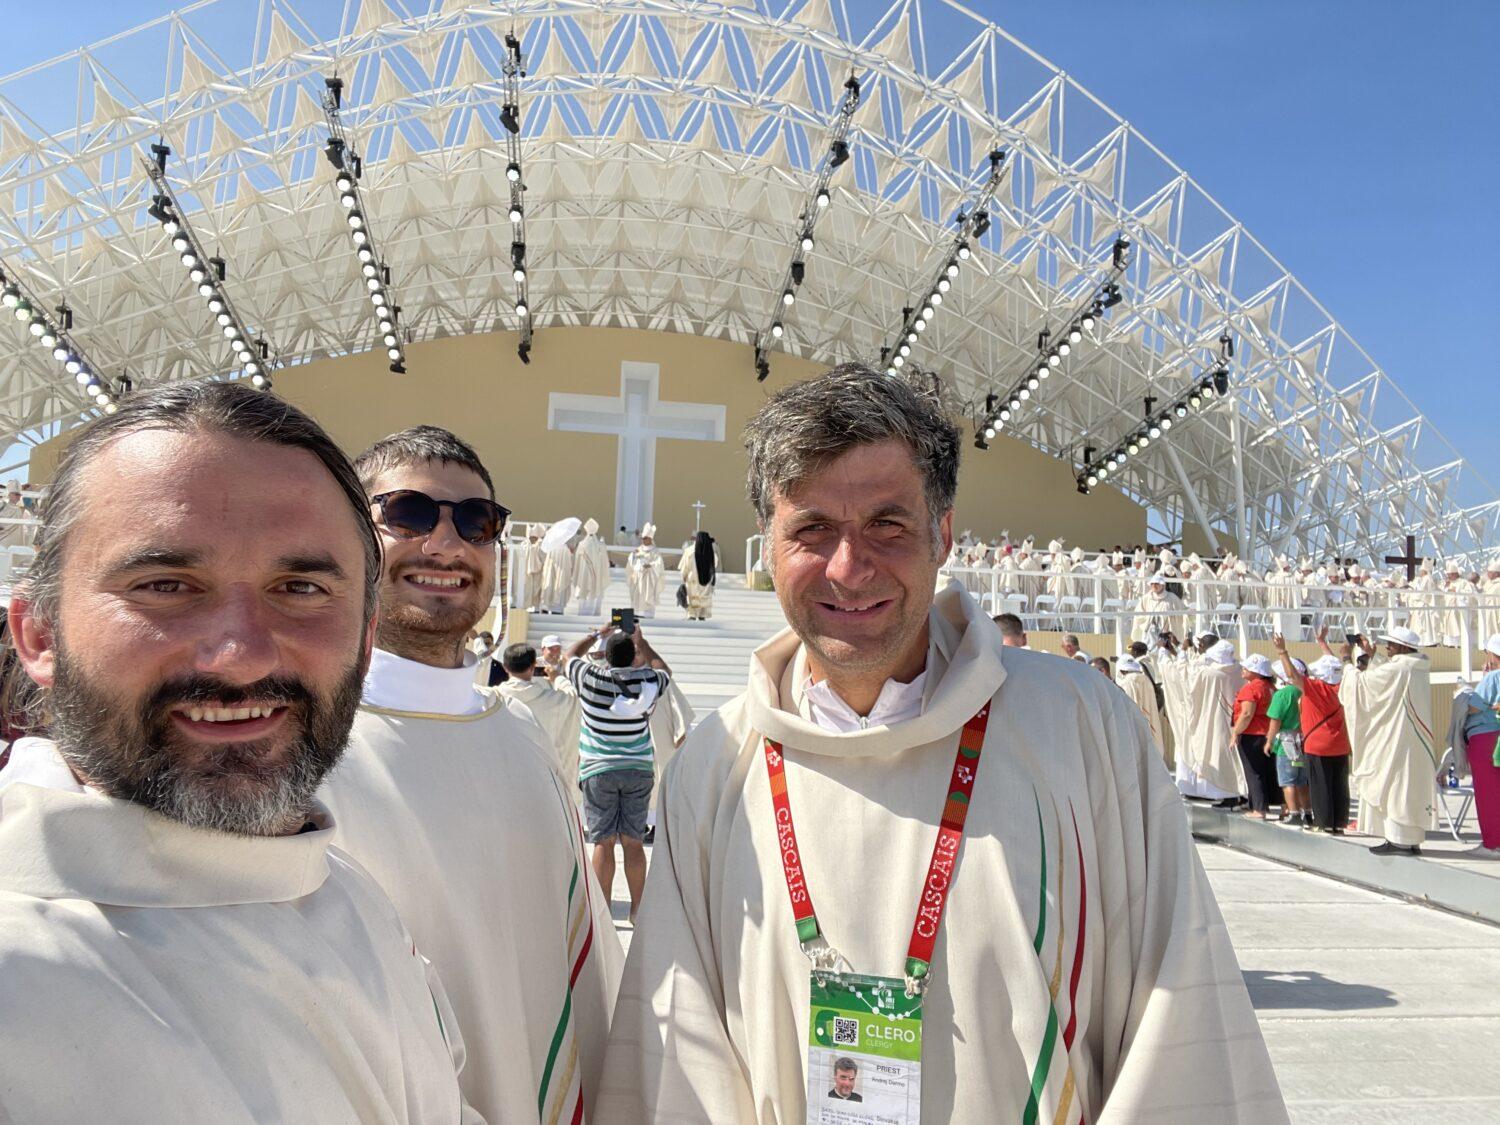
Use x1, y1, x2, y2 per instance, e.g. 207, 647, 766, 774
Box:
574, 517, 612, 618
647, 676, 696, 822
679, 530, 719, 619
1131, 573, 1188, 643
496, 641, 583, 784
1406, 560, 1440, 645
0, 382, 479, 1121
523, 522, 547, 609
540, 526, 576, 613
627, 522, 666, 617
1439, 561, 1479, 648
0, 481, 32, 547
324, 428, 622, 1124
598, 365, 1283, 1124
1337, 626, 1438, 856
1164, 638, 1246, 802
1116, 654, 1168, 766
1482, 558, 1500, 647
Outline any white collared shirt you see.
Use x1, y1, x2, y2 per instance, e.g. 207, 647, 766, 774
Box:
362, 647, 487, 716
802, 671, 928, 733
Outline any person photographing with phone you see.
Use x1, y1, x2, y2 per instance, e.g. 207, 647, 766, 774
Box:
563, 622, 672, 921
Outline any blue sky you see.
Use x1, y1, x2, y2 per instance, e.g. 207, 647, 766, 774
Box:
2, 0, 1496, 477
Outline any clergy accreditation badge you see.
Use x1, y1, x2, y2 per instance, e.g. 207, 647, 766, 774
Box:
805, 971, 923, 1125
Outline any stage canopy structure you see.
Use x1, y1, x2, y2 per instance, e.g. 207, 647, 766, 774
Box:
0, 0, 1493, 565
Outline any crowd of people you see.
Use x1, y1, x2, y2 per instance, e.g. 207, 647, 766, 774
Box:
516, 519, 722, 620
995, 605, 1500, 859
0, 366, 1293, 1121
948, 533, 1500, 647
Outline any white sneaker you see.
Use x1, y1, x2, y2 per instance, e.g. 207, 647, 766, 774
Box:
1460, 845, 1500, 860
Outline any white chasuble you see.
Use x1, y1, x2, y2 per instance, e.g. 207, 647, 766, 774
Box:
1341, 652, 1438, 846
324, 654, 622, 1124
0, 743, 477, 1124
496, 674, 583, 784
597, 586, 1283, 1124
1118, 669, 1169, 768
541, 543, 575, 612
1167, 659, 1245, 800
627, 545, 665, 615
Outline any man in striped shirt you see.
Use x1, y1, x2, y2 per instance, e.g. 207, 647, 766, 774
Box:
565, 626, 672, 921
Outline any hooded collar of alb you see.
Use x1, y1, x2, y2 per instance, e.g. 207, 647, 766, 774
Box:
745, 584, 1006, 759
0, 739, 333, 907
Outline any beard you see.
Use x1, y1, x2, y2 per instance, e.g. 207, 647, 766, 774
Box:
49, 645, 365, 837
377, 558, 494, 660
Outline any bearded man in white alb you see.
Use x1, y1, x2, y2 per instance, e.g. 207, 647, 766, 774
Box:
321, 428, 621, 1123
598, 364, 1282, 1123
0, 382, 476, 1121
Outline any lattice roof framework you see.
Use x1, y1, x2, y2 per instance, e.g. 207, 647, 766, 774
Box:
0, 0, 1494, 566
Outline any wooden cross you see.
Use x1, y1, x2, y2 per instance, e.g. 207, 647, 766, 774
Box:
1384, 534, 1422, 581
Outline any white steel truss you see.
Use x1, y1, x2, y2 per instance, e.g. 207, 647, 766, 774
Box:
0, 0, 1493, 566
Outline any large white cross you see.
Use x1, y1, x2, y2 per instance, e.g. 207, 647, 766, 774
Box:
548, 361, 725, 535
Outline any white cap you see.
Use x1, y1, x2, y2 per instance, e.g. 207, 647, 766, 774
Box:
1308, 655, 1344, 684
1444, 559, 1460, 574
1241, 653, 1275, 678
5, 479, 17, 491
1117, 655, 1143, 673
1206, 640, 1237, 665
1147, 573, 1166, 586
1275, 657, 1307, 684
1378, 625, 1423, 649
540, 634, 562, 648
1488, 557, 1500, 574
1485, 633, 1500, 659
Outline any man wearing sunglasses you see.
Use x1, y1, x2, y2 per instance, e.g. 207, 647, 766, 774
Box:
320, 426, 622, 1125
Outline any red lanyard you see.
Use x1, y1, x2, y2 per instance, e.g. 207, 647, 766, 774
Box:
762, 701, 991, 986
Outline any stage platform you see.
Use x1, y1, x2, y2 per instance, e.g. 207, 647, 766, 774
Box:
1187, 800, 1500, 927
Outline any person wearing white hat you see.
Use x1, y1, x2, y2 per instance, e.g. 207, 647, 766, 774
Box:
1132, 573, 1188, 643
1273, 634, 1353, 832
1324, 626, 1435, 855
1229, 653, 1282, 819
1116, 652, 1168, 764
0, 477, 31, 547
627, 522, 665, 618
539, 521, 577, 613
570, 518, 610, 618
1459, 633, 1500, 856
1158, 634, 1245, 803
1439, 560, 1480, 648
1405, 559, 1440, 646
1480, 558, 1500, 646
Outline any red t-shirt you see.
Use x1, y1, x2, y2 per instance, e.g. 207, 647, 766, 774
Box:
1298, 678, 1351, 757
1235, 679, 1275, 737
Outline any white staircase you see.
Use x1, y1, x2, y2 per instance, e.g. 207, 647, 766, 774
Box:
522, 571, 787, 718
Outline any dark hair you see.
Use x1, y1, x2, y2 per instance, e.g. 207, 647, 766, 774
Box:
353, 425, 495, 499
502, 643, 536, 675
1128, 641, 1148, 658
743, 363, 960, 533
992, 612, 1025, 638
25, 380, 379, 627
605, 632, 637, 668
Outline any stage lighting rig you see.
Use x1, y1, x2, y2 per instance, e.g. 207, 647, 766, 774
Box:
881, 148, 1009, 381
753, 72, 862, 380
971, 237, 1131, 446
143, 146, 278, 389
0, 261, 125, 413
1075, 347, 1234, 493
324, 77, 407, 374
497, 32, 533, 363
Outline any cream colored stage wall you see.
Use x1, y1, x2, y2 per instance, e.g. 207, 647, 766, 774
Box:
29, 327, 1156, 555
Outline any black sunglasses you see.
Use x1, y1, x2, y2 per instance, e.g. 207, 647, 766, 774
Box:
371, 490, 510, 546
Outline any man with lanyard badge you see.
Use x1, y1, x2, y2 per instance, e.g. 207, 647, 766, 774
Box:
599, 365, 1284, 1124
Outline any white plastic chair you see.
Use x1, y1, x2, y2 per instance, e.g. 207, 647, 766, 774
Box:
1032, 594, 1058, 631
1058, 595, 1082, 632
1211, 602, 1240, 635
1436, 747, 1474, 842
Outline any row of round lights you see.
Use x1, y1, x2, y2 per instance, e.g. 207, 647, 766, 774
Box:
1078, 370, 1228, 491
335, 168, 405, 368
974, 306, 1100, 446
149, 195, 271, 389
885, 247, 969, 377
0, 282, 119, 412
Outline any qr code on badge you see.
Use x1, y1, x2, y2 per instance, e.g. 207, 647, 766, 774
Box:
832, 1017, 859, 1046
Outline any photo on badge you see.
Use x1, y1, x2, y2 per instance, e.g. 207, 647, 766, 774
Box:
805, 973, 923, 1124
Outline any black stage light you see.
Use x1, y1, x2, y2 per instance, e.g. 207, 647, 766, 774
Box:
1213, 367, 1230, 396
500, 103, 521, 135
791, 260, 805, 286
972, 210, 991, 238
829, 140, 850, 168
